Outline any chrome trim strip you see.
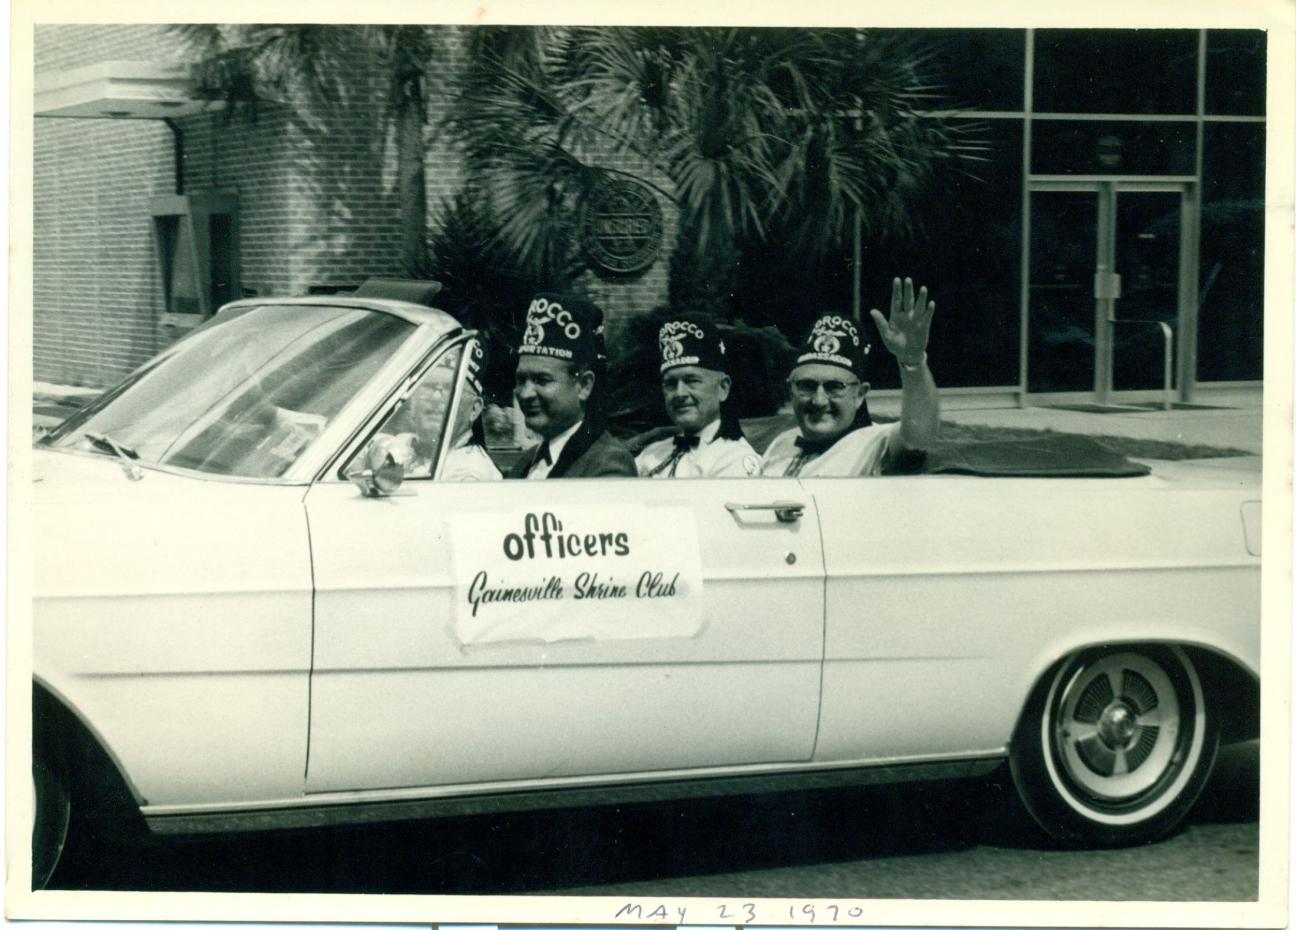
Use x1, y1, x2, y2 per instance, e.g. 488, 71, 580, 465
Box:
141, 751, 1007, 834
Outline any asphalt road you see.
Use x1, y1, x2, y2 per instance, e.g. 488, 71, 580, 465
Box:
50, 742, 1258, 901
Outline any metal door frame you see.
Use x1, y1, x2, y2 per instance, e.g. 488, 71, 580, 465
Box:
1023, 178, 1197, 406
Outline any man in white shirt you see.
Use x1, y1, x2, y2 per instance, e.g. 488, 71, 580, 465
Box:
760, 277, 940, 477
636, 315, 759, 478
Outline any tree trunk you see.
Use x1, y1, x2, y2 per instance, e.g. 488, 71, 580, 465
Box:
396, 95, 428, 277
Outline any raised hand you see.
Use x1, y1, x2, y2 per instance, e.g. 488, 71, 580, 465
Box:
869, 277, 935, 368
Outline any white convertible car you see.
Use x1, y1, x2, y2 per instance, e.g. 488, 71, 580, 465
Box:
31, 294, 1261, 888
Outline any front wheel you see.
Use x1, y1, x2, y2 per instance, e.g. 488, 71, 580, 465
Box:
31, 746, 70, 889
1009, 645, 1219, 848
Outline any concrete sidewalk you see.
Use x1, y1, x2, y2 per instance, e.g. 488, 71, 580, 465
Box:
868, 395, 1264, 456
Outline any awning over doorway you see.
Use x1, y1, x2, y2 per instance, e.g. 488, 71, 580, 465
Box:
35, 60, 221, 119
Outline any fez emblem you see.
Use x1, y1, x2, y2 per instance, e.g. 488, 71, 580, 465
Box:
524, 297, 582, 347
809, 315, 859, 357
813, 332, 842, 355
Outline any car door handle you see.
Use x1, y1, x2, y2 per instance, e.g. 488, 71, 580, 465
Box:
725, 501, 805, 523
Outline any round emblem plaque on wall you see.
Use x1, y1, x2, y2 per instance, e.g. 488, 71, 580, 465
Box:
579, 177, 664, 275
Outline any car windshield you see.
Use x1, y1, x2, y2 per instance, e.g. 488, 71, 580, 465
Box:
42, 304, 416, 479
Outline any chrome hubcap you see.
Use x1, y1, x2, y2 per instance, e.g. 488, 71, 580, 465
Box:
1097, 702, 1138, 749
1053, 652, 1184, 802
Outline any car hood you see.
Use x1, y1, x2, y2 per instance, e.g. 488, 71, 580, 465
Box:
33, 448, 310, 600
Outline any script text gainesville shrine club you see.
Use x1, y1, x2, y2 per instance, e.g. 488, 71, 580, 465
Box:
465, 512, 682, 618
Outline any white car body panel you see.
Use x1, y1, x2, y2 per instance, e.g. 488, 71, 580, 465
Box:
33, 449, 314, 805
302, 478, 825, 792
810, 473, 1260, 764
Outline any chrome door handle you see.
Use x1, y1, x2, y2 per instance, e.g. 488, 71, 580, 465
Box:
725, 501, 805, 523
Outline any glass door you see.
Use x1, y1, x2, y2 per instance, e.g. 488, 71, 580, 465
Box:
1027, 189, 1100, 395
1111, 190, 1182, 392
1026, 182, 1188, 403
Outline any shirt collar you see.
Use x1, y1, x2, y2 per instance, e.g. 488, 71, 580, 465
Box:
680, 418, 721, 446
545, 418, 584, 464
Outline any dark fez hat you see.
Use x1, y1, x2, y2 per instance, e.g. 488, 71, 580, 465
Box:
795, 313, 870, 379
658, 315, 727, 374
517, 293, 606, 368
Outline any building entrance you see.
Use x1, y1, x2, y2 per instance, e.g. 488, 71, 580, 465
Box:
1027, 181, 1193, 405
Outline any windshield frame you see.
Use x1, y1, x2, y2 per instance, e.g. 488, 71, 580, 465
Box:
39, 299, 461, 485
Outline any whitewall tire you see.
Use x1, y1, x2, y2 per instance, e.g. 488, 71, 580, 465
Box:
1009, 645, 1219, 847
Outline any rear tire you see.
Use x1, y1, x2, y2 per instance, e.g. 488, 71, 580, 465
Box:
1009, 645, 1219, 847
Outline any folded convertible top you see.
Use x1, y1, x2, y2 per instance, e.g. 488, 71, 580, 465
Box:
923, 433, 1151, 477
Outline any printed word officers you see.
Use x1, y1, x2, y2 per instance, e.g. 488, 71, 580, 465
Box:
503, 511, 630, 561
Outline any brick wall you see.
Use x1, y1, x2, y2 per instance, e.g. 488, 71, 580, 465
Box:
34, 24, 181, 386
177, 108, 295, 299
33, 24, 678, 388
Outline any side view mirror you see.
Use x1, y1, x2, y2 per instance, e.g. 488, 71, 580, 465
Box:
348, 439, 406, 497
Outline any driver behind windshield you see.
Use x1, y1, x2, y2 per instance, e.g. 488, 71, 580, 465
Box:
759, 277, 940, 477
378, 341, 501, 481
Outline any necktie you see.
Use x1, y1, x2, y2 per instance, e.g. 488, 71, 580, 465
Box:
794, 434, 836, 454
647, 433, 700, 477
530, 441, 552, 474
785, 434, 837, 477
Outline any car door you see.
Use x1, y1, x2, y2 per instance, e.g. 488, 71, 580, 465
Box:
301, 344, 826, 794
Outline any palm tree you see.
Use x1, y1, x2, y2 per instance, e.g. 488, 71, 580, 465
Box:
170, 24, 443, 276
443, 26, 977, 318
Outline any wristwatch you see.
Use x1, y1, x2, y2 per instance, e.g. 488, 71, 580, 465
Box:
900, 353, 927, 373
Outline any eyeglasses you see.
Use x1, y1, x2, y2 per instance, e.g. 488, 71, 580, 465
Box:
788, 378, 860, 400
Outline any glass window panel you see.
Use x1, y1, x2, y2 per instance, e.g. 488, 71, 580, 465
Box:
1033, 30, 1198, 115
1112, 191, 1181, 392
209, 213, 234, 311
46, 306, 416, 478
873, 29, 1026, 111
1027, 191, 1097, 393
159, 215, 202, 315
1205, 30, 1266, 116
1031, 120, 1195, 176
1197, 122, 1265, 382
348, 344, 465, 481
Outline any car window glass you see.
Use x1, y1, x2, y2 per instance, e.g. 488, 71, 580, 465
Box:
345, 344, 465, 481
44, 305, 415, 479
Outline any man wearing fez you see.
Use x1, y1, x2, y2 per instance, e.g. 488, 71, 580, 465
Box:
372, 339, 500, 481
510, 293, 637, 479
636, 315, 760, 478
441, 339, 503, 481
761, 277, 939, 477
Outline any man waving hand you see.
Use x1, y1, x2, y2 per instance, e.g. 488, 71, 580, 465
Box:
760, 277, 939, 477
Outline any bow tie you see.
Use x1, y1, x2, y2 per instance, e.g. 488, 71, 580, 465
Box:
794, 434, 838, 455
673, 433, 701, 451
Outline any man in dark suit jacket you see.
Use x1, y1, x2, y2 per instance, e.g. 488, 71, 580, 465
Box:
508, 292, 636, 479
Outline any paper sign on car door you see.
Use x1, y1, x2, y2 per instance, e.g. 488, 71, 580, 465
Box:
446, 504, 704, 644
